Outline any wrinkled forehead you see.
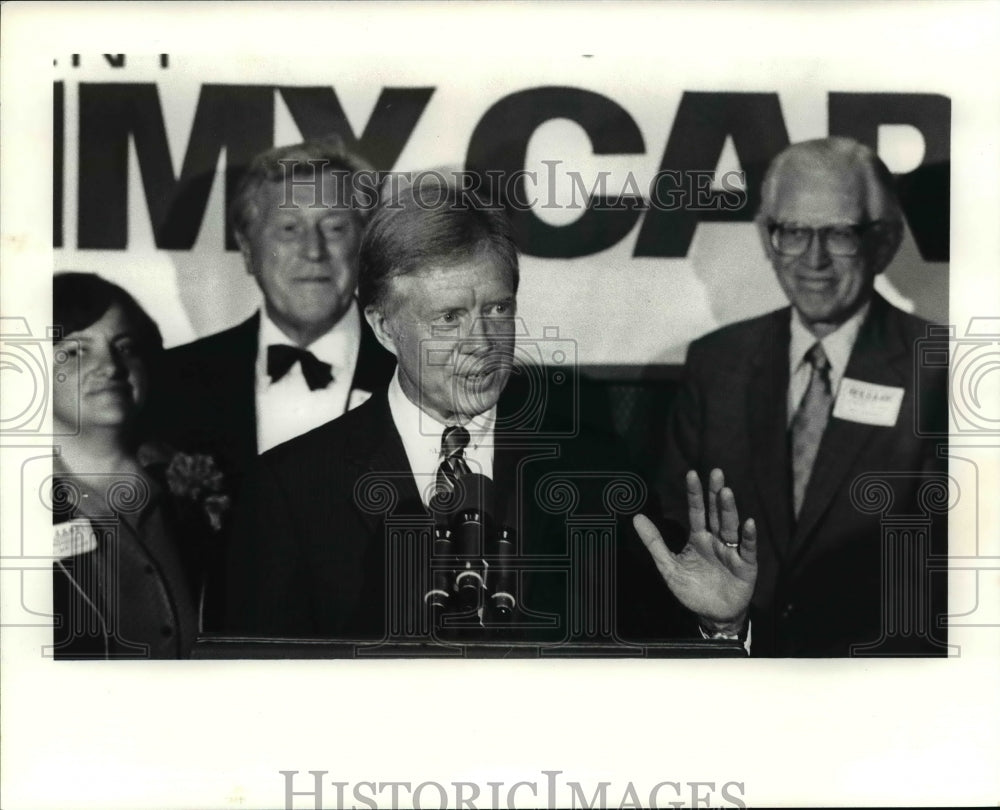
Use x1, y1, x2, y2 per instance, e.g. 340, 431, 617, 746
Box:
767, 158, 871, 226
386, 253, 517, 310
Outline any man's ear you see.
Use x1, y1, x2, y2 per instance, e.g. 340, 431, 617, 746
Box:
755, 216, 776, 262
365, 305, 399, 357
868, 221, 903, 276
234, 231, 254, 274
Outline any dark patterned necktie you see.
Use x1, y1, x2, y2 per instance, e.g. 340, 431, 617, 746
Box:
266, 344, 333, 391
436, 425, 472, 496
790, 342, 833, 517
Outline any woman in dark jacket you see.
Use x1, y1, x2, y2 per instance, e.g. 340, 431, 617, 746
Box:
51, 272, 227, 658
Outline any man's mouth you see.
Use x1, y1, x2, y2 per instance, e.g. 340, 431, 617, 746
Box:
293, 276, 332, 284
88, 384, 130, 396
796, 275, 836, 291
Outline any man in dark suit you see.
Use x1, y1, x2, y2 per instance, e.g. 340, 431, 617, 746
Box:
157, 137, 395, 484
154, 138, 395, 626
225, 183, 759, 646
657, 137, 949, 656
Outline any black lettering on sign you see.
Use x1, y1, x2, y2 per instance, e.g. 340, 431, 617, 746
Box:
279, 87, 434, 171
634, 92, 790, 258
53, 81, 64, 248
76, 84, 435, 250
829, 92, 950, 262
77, 83, 274, 250
466, 86, 645, 258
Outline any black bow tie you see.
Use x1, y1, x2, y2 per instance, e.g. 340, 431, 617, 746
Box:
266, 344, 334, 391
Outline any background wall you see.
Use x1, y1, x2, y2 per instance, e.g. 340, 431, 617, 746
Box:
52, 54, 950, 373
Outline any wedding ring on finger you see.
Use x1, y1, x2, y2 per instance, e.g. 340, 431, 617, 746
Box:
722, 540, 740, 548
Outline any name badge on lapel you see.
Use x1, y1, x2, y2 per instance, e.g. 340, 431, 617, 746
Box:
833, 377, 905, 426
347, 388, 372, 412
53, 518, 98, 561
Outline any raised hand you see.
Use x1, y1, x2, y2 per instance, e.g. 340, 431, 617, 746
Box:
633, 469, 757, 635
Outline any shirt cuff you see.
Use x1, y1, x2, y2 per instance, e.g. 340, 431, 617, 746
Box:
699, 620, 752, 655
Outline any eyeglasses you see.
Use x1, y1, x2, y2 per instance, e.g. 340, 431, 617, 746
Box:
767, 221, 883, 258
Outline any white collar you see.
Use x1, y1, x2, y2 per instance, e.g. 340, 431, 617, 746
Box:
386, 370, 497, 447
387, 370, 497, 504
789, 299, 871, 380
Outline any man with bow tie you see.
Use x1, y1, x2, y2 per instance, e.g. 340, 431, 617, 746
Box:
154, 137, 395, 627
224, 182, 758, 646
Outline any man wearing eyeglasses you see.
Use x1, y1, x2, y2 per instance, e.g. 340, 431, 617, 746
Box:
656, 136, 949, 656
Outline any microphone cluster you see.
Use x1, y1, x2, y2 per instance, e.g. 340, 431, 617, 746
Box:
425, 473, 517, 624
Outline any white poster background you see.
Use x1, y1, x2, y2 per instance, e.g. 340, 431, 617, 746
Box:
47, 31, 947, 365
1, 3, 998, 809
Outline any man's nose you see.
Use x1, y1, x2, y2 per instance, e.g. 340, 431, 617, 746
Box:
802, 228, 832, 269
459, 317, 504, 351
301, 223, 329, 261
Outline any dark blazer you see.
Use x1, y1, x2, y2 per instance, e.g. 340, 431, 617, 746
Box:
224, 370, 691, 644
658, 294, 949, 656
51, 453, 205, 659
153, 309, 396, 491
150, 308, 396, 630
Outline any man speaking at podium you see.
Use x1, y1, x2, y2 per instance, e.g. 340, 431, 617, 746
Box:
225, 182, 757, 646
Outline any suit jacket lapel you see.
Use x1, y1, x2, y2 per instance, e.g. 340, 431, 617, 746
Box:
748, 310, 795, 562
344, 382, 545, 541
343, 391, 424, 537
219, 313, 260, 467
791, 295, 909, 555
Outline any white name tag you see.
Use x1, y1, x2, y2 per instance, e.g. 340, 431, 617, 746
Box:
53, 518, 98, 561
833, 377, 905, 427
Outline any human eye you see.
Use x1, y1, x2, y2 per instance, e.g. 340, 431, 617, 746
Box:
319, 217, 352, 238
485, 300, 515, 317
272, 218, 301, 238
54, 341, 79, 359
431, 311, 463, 334
825, 226, 862, 254
114, 337, 139, 357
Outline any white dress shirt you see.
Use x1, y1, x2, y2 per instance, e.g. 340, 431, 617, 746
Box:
787, 301, 870, 425
386, 371, 496, 507
256, 304, 362, 453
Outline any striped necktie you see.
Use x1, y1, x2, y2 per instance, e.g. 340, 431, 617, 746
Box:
436, 425, 472, 497
790, 342, 833, 517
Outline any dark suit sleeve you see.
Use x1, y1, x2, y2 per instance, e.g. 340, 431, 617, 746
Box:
224, 456, 312, 636
579, 430, 699, 641
616, 509, 700, 641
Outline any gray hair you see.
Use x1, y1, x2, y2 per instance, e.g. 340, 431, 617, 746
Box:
757, 136, 903, 225
359, 180, 519, 315
229, 136, 376, 237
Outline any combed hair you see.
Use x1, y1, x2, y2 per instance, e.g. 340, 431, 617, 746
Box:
358, 181, 519, 314
53, 272, 163, 355
758, 136, 903, 224
229, 136, 376, 237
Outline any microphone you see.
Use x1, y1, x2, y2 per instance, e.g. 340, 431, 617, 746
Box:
424, 525, 454, 618
449, 473, 494, 614
425, 473, 495, 617
487, 501, 517, 621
